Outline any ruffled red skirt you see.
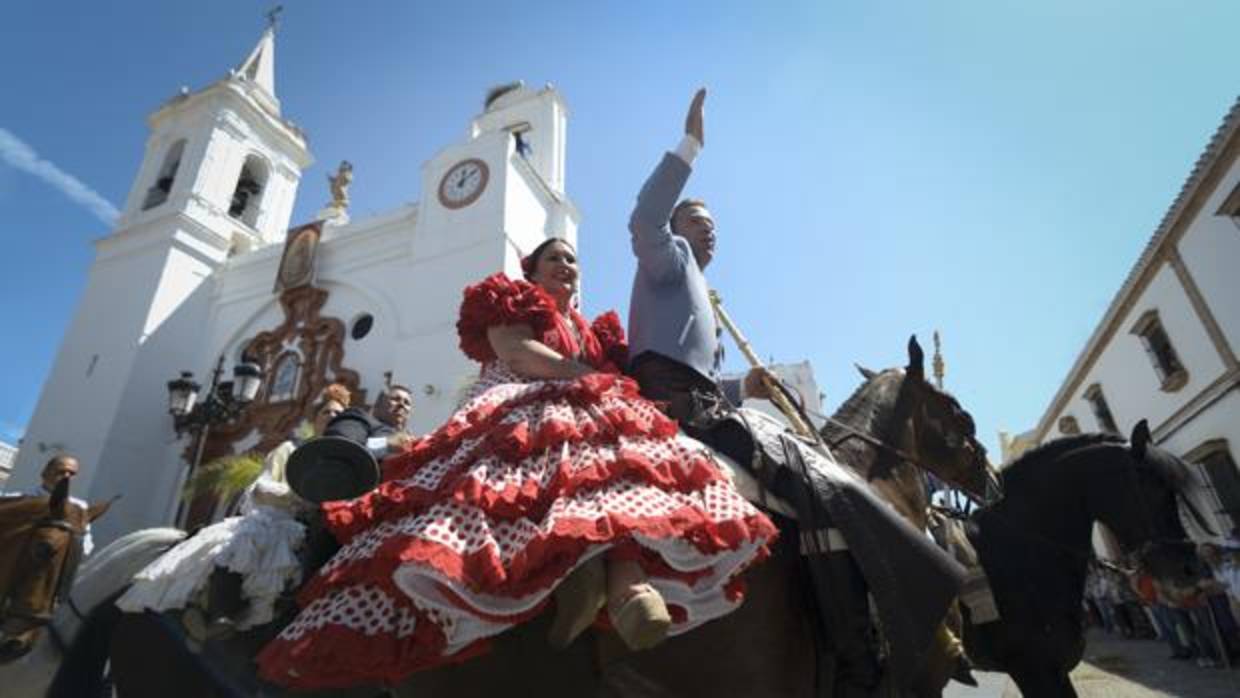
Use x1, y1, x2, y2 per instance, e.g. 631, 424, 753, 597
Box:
257, 363, 777, 689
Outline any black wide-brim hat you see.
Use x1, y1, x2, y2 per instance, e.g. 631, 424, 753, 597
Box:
285, 436, 379, 504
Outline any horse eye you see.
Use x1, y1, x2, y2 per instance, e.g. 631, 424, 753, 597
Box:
30, 541, 55, 561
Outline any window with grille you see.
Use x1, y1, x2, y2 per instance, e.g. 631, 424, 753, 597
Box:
1129, 309, 1188, 392
1082, 384, 1119, 434
1187, 440, 1240, 536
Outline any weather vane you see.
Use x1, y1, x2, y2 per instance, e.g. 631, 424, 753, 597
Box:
266, 5, 284, 31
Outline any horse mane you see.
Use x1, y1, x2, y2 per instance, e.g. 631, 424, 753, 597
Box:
820, 369, 905, 467
1001, 433, 1126, 486
1136, 441, 1193, 493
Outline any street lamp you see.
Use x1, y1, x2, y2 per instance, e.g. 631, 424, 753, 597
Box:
166, 355, 263, 526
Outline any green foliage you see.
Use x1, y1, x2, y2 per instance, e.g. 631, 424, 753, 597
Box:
293, 419, 315, 441
182, 452, 264, 502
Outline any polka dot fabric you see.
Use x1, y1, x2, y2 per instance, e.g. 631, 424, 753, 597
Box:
257, 281, 777, 690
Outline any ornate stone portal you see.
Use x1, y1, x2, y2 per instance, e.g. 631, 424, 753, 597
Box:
184, 284, 365, 525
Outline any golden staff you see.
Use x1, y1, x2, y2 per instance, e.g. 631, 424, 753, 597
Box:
708, 289, 823, 445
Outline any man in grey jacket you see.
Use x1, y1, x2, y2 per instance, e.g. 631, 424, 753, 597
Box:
626, 88, 774, 427
625, 90, 971, 695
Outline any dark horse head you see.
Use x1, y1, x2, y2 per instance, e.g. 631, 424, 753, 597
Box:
823, 336, 1001, 507
1099, 420, 1209, 593
0, 479, 110, 662
1000, 420, 1203, 594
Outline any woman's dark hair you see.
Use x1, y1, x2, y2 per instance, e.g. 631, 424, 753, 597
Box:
520, 238, 576, 280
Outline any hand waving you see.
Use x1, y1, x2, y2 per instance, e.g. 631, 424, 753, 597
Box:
684, 88, 706, 146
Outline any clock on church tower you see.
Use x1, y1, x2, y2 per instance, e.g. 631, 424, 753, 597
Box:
437, 158, 489, 209
419, 82, 578, 276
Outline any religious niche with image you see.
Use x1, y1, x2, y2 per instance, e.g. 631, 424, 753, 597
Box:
274, 221, 322, 293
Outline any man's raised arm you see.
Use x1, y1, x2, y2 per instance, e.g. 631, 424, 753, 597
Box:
628, 89, 707, 283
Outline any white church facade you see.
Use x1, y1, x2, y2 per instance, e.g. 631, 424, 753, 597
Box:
7, 29, 582, 544
1031, 96, 1240, 541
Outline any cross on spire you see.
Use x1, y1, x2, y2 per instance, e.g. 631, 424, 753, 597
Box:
266, 5, 284, 31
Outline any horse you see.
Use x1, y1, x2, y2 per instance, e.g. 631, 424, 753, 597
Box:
0, 478, 110, 665
0, 526, 185, 697
957, 421, 1205, 697
65, 337, 997, 697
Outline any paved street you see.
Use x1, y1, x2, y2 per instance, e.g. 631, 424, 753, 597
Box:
944, 630, 1240, 697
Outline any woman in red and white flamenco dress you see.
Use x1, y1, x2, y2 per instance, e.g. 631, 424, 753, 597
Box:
258, 239, 777, 689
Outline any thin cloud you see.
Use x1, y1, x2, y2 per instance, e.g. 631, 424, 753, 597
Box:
0, 127, 119, 224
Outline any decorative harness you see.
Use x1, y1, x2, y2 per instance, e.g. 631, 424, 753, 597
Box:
808, 374, 994, 503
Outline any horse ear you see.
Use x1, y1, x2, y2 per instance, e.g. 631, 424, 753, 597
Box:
906, 335, 925, 381
1131, 419, 1151, 459
48, 477, 70, 516
87, 496, 118, 523
855, 364, 878, 381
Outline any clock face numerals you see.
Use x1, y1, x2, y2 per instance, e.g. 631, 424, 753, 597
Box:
438, 158, 489, 209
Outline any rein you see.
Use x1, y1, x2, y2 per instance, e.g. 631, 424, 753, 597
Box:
812, 376, 984, 499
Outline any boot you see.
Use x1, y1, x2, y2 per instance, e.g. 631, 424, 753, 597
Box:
820, 554, 882, 694
938, 623, 977, 686
607, 583, 672, 651
547, 556, 606, 649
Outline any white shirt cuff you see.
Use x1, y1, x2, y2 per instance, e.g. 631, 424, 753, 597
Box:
672, 135, 702, 165
366, 436, 389, 458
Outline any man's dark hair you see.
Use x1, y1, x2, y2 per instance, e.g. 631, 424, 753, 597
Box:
670, 198, 709, 235
386, 384, 413, 398
43, 454, 76, 471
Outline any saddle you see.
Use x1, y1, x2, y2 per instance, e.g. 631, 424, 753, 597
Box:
685, 402, 968, 687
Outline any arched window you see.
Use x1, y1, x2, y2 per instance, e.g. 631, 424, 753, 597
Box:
267, 351, 301, 403
229, 154, 269, 227
142, 139, 186, 210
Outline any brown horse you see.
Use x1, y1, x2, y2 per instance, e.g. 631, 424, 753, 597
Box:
390, 336, 996, 698
0, 479, 109, 663
71, 337, 996, 697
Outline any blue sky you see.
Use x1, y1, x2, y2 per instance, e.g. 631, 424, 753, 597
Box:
1, 1, 1237, 456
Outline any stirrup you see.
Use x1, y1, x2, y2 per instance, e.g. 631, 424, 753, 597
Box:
608, 584, 671, 651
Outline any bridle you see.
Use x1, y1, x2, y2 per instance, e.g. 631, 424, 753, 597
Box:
813, 373, 996, 503
0, 515, 86, 630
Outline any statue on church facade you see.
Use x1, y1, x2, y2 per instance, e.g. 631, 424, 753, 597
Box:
316, 160, 353, 224
327, 160, 353, 211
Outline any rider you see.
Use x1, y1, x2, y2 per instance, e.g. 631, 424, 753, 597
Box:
624, 88, 971, 694
4, 455, 94, 555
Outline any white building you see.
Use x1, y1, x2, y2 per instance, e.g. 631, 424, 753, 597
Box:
1032, 96, 1240, 540
724, 360, 825, 430
6, 29, 579, 543
0, 440, 17, 486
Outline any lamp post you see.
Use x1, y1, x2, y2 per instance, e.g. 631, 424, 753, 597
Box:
166, 355, 263, 526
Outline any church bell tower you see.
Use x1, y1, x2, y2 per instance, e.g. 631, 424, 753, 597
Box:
9, 26, 312, 542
